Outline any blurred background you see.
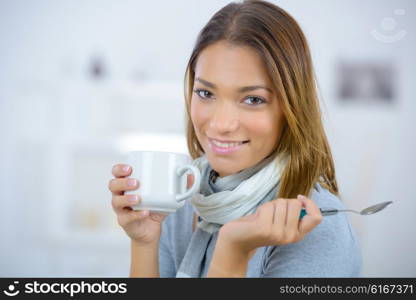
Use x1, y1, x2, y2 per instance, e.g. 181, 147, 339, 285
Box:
0, 0, 414, 277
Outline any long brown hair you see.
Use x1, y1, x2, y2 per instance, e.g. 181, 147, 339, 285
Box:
183, 0, 339, 198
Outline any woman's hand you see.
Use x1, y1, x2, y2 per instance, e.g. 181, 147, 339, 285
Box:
217, 195, 323, 256
108, 164, 168, 245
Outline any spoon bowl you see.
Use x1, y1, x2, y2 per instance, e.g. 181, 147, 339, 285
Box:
359, 201, 393, 215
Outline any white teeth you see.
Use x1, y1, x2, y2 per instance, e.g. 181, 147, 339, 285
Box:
211, 140, 244, 148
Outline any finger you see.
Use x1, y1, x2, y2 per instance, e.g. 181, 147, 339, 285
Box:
285, 198, 303, 238
149, 212, 168, 222
286, 198, 303, 227
255, 201, 275, 225
117, 209, 150, 227
298, 195, 323, 234
187, 174, 194, 189
108, 177, 140, 196
112, 194, 140, 212
112, 164, 132, 178
273, 198, 288, 229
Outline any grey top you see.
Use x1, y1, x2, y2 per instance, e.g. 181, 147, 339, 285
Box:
159, 184, 363, 277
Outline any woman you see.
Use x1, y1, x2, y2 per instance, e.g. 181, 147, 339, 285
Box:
109, 0, 362, 277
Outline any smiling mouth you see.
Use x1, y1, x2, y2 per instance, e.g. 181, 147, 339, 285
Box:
208, 138, 250, 147
207, 138, 250, 155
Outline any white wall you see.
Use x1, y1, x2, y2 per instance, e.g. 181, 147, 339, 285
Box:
0, 0, 415, 277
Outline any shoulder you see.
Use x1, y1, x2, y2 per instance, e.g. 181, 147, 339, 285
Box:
308, 183, 361, 248
309, 183, 346, 210
307, 183, 360, 248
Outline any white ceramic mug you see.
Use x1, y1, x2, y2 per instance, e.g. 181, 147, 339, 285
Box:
124, 151, 201, 213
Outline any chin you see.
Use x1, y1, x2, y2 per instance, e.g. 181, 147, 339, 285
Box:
209, 159, 247, 177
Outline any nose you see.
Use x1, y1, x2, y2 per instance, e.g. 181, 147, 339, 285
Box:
209, 101, 239, 133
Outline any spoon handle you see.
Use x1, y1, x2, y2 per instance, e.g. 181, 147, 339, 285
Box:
300, 208, 338, 219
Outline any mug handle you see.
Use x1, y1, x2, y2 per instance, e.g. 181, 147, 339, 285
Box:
175, 165, 201, 202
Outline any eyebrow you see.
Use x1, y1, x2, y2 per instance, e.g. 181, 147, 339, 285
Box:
195, 77, 273, 94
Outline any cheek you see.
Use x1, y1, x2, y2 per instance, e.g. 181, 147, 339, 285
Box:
190, 99, 210, 130
248, 114, 276, 137
246, 111, 282, 145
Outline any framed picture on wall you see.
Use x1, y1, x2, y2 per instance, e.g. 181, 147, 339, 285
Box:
336, 60, 396, 104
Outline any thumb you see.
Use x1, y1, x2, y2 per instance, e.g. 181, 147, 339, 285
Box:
187, 174, 194, 189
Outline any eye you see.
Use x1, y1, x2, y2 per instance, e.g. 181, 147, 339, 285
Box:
244, 96, 266, 106
193, 89, 213, 99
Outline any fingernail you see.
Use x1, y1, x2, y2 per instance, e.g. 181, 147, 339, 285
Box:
297, 194, 306, 201
123, 165, 131, 172
140, 210, 149, 217
128, 195, 138, 204
127, 178, 137, 187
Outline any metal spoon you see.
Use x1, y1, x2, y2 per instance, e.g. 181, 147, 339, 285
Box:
300, 201, 393, 219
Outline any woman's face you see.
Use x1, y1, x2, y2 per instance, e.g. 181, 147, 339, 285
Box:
190, 41, 285, 177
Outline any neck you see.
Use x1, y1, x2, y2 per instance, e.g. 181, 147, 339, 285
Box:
212, 153, 277, 181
